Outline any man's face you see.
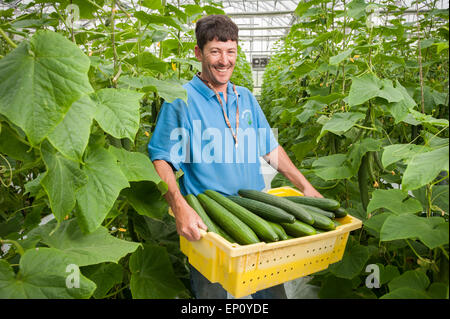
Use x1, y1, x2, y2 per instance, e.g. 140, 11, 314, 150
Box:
195, 38, 237, 88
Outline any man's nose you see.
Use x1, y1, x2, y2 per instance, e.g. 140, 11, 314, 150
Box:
218, 51, 228, 65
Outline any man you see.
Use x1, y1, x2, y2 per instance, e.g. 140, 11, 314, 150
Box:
149, 15, 322, 299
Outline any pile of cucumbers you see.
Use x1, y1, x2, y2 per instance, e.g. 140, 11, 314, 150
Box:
184, 189, 348, 245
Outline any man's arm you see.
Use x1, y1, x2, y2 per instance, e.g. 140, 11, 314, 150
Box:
263, 145, 323, 198
153, 160, 207, 241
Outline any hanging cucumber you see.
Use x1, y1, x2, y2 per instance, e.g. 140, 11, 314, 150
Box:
358, 153, 370, 212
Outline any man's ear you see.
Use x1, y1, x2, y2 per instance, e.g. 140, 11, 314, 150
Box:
194, 45, 203, 61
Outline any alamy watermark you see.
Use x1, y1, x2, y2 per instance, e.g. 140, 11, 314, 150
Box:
66, 263, 80, 289
65, 4, 80, 29
167, 121, 279, 176
365, 264, 380, 289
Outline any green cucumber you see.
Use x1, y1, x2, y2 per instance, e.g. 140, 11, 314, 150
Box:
296, 203, 335, 219
197, 193, 260, 245
185, 194, 220, 233
266, 220, 289, 240
308, 211, 335, 231
238, 189, 314, 225
280, 220, 316, 237
358, 153, 370, 212
214, 226, 237, 243
334, 207, 348, 218
185, 194, 236, 242
284, 196, 340, 211
204, 190, 279, 242
227, 195, 295, 224
333, 219, 342, 228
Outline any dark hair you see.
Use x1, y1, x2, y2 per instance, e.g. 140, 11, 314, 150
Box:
195, 15, 239, 51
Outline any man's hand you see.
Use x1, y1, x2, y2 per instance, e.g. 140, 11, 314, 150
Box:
172, 201, 208, 241
152, 159, 207, 242
301, 185, 323, 198
264, 145, 323, 198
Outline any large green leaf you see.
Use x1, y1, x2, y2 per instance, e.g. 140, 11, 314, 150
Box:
402, 146, 449, 191
348, 74, 380, 107
380, 287, 431, 299
129, 244, 187, 298
295, 0, 322, 17
312, 154, 354, 180
388, 270, 430, 292
363, 212, 391, 238
48, 94, 96, 162
142, 0, 163, 10
81, 262, 124, 299
0, 30, 92, 145
0, 124, 36, 162
346, 138, 382, 173
329, 48, 354, 65
0, 248, 96, 299
122, 181, 168, 219
386, 81, 417, 123
91, 89, 143, 142
328, 243, 370, 279
119, 75, 187, 103
348, 74, 404, 107
366, 189, 423, 215
108, 146, 165, 188
346, 0, 368, 20
380, 214, 449, 249
134, 11, 184, 31
29, 218, 140, 266
75, 145, 130, 234
40, 140, 87, 223
296, 100, 326, 123
317, 112, 365, 142
381, 144, 430, 168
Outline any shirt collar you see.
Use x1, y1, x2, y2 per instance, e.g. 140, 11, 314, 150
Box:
191, 73, 240, 100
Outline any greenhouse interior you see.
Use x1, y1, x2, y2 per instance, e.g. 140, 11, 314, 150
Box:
0, 0, 449, 301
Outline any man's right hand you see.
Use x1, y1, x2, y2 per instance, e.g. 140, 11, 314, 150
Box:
172, 200, 208, 241
152, 159, 207, 242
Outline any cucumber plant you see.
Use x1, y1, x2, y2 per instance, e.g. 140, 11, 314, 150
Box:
0, 0, 253, 299
262, 0, 449, 299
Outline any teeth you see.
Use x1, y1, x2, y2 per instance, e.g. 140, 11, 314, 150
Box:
215, 67, 228, 72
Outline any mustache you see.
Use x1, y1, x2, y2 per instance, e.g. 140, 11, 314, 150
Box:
212, 63, 234, 68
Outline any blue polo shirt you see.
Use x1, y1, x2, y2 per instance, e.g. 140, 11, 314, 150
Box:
148, 75, 279, 196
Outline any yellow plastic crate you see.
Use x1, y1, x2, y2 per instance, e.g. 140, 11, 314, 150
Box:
175, 186, 363, 298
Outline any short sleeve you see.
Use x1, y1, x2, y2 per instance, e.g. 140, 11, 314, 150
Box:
251, 94, 279, 157
148, 99, 190, 171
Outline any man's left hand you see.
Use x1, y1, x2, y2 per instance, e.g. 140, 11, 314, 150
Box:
301, 186, 323, 198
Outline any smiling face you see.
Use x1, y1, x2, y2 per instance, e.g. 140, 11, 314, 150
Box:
195, 38, 237, 92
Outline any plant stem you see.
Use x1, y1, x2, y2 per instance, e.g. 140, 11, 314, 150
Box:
440, 246, 449, 260
405, 239, 426, 262
111, 0, 119, 87
103, 284, 129, 299
0, 28, 17, 49
415, 1, 425, 113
